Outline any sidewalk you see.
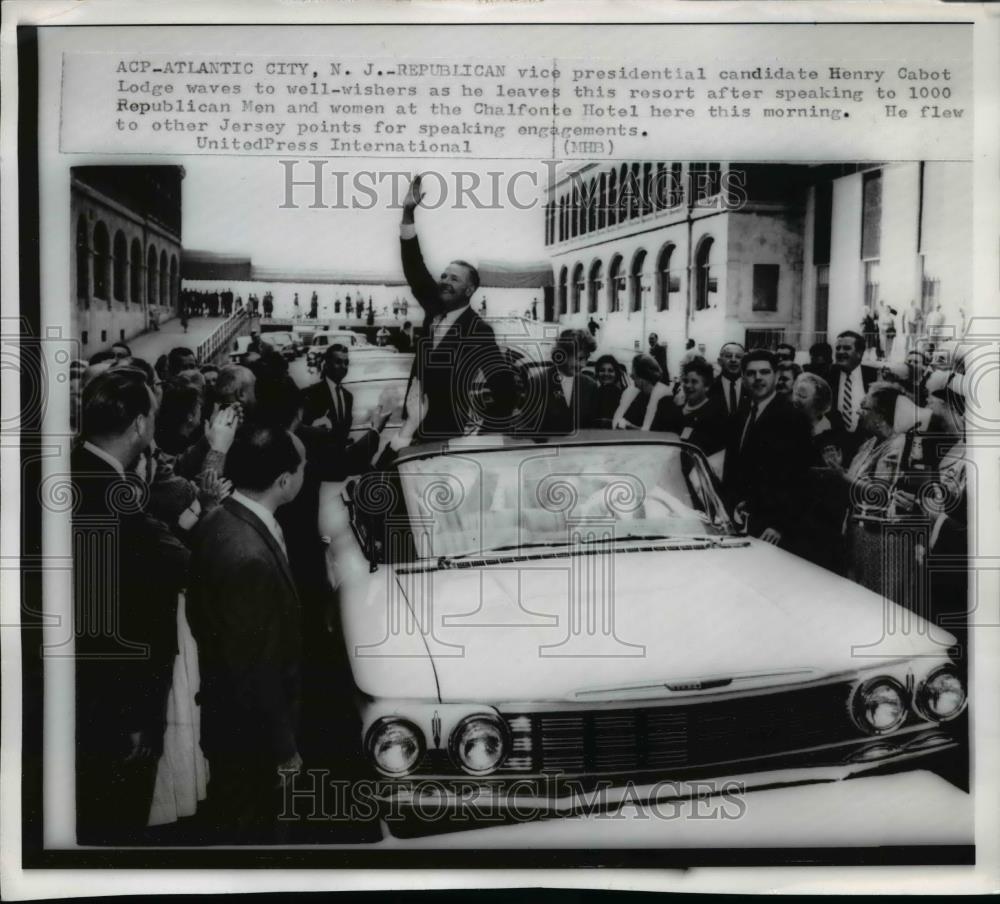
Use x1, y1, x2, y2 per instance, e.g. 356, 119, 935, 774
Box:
127, 316, 228, 365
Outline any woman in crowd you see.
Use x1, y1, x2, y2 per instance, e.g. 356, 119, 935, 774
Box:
826, 382, 908, 598
791, 372, 840, 463
613, 353, 671, 431
650, 356, 726, 456
593, 354, 627, 428
791, 372, 848, 573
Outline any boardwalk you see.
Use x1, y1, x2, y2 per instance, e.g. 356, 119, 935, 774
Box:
127, 316, 228, 365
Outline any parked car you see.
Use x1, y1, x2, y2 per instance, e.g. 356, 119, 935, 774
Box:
320, 432, 967, 835
307, 329, 369, 368
264, 330, 300, 360
229, 335, 253, 364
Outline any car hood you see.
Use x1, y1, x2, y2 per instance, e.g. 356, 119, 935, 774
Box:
374, 543, 952, 704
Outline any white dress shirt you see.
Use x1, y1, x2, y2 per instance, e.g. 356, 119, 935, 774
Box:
719, 375, 743, 414
231, 491, 287, 559
430, 305, 468, 348
559, 373, 574, 405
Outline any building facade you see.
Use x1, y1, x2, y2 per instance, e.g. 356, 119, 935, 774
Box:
71, 166, 184, 355
544, 161, 970, 369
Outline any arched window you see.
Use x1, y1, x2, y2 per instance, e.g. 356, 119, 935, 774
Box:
607, 169, 617, 227
147, 245, 159, 305
75, 215, 89, 305
170, 255, 179, 309
570, 186, 579, 238
629, 163, 642, 219
618, 164, 629, 223
130, 238, 142, 304
92, 222, 110, 301
558, 266, 568, 315
587, 178, 597, 233
598, 172, 607, 231
159, 250, 168, 307
588, 259, 603, 314
608, 255, 624, 313
112, 230, 127, 302
656, 243, 676, 311
631, 249, 647, 312
571, 262, 584, 314
694, 236, 716, 312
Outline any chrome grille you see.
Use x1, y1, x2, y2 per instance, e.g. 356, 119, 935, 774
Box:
509, 681, 858, 776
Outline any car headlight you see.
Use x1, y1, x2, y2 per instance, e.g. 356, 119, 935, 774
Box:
449, 714, 509, 776
365, 717, 425, 777
850, 677, 908, 735
915, 666, 967, 723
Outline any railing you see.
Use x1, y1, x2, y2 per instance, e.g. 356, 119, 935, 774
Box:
196, 310, 251, 364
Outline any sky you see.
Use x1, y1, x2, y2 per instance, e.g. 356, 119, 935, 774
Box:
180, 158, 552, 278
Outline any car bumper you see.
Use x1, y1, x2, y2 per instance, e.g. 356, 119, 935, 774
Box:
377, 768, 971, 848
372, 731, 966, 837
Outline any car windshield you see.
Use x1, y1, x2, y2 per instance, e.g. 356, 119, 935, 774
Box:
395, 441, 733, 560
345, 379, 408, 428
345, 356, 413, 381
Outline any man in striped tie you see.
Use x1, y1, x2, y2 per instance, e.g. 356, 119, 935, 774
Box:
831, 330, 878, 465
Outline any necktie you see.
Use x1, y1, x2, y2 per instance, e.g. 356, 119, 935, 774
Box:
841, 372, 855, 431
740, 402, 758, 450
728, 379, 737, 414
273, 520, 288, 560
432, 315, 446, 348
331, 385, 342, 423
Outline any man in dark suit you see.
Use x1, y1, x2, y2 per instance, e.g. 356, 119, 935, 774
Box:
301, 344, 354, 443
188, 423, 306, 843
710, 341, 750, 421
299, 344, 387, 478
519, 329, 599, 436
648, 333, 669, 383
72, 368, 186, 844
399, 174, 515, 442
722, 349, 812, 548
829, 330, 879, 464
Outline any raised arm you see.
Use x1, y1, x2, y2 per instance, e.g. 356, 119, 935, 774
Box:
399, 174, 442, 317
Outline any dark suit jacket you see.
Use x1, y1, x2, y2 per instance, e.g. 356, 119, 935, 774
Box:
649, 345, 669, 381
71, 445, 186, 738
651, 395, 728, 456
301, 379, 354, 443
401, 234, 514, 440
710, 374, 751, 421
71, 444, 188, 840
187, 498, 301, 764
517, 366, 599, 436
721, 394, 813, 540
299, 381, 381, 479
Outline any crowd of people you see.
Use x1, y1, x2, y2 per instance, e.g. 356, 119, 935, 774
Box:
69, 174, 969, 846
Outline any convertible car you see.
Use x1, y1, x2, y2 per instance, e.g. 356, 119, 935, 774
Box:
320, 432, 967, 833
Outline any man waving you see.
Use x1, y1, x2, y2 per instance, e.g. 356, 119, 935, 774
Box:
399, 174, 514, 442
